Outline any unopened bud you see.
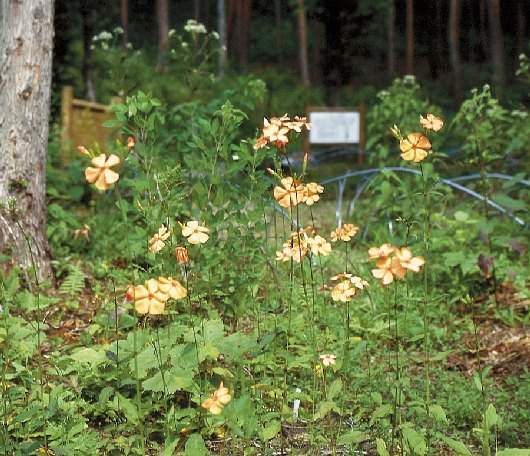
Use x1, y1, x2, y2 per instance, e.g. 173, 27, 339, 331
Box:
175, 246, 189, 264
77, 145, 90, 156
127, 136, 135, 150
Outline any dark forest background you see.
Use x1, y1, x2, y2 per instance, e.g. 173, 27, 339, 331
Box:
52, 0, 530, 118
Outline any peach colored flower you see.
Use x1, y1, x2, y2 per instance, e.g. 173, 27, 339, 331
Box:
273, 177, 307, 208
368, 244, 424, 285
331, 280, 356, 302
331, 272, 353, 281
127, 136, 135, 150
307, 235, 331, 256
399, 132, 431, 163
330, 223, 359, 242
275, 239, 308, 263
350, 276, 369, 290
174, 246, 189, 264
368, 243, 395, 260
202, 381, 232, 415
158, 277, 187, 300
85, 153, 121, 190
180, 221, 209, 245
420, 113, 444, 132
149, 224, 171, 253
304, 182, 324, 206
129, 278, 170, 315
319, 354, 337, 367
394, 247, 425, 272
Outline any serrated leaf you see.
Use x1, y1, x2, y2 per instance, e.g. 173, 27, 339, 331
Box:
261, 420, 280, 441
327, 378, 343, 400
484, 403, 497, 430
185, 433, 206, 455
70, 348, 106, 367
441, 436, 472, 455
376, 438, 389, 456
403, 427, 427, 455
495, 450, 530, 456
337, 431, 370, 445
428, 404, 448, 424
370, 404, 393, 426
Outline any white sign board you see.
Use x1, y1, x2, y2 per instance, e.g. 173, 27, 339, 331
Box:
308, 111, 361, 145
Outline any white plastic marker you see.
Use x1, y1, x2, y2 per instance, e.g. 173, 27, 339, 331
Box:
292, 387, 302, 419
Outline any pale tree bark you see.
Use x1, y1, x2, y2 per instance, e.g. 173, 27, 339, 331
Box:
297, 0, 310, 87
405, 0, 414, 74
387, 0, 395, 76
0, 0, 54, 283
449, 0, 462, 104
486, 0, 505, 99
156, 0, 169, 69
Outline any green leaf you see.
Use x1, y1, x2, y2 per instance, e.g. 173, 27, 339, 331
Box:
114, 392, 139, 424
160, 437, 180, 456
441, 436, 472, 455
185, 433, 207, 455
70, 348, 106, 367
495, 450, 530, 456
428, 404, 448, 424
484, 404, 497, 430
493, 194, 526, 211
403, 427, 427, 455
261, 420, 281, 441
376, 438, 390, 456
327, 379, 343, 400
369, 404, 393, 426
337, 431, 370, 445
454, 210, 469, 222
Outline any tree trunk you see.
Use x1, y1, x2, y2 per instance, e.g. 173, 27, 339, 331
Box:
156, 0, 169, 69
405, 0, 414, 74
81, 4, 96, 102
449, 0, 463, 104
275, 0, 283, 65
0, 0, 54, 283
121, 0, 129, 46
515, 1, 525, 66
297, 0, 310, 87
486, 0, 505, 99
218, 0, 227, 77
240, 0, 250, 71
387, 0, 395, 76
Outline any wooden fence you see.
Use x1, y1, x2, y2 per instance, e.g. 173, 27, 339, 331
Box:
60, 86, 119, 163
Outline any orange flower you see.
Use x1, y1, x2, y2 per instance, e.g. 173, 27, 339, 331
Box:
368, 244, 425, 285
307, 235, 331, 256
73, 224, 90, 240
180, 221, 209, 245
202, 381, 232, 415
331, 280, 356, 302
85, 153, 121, 190
158, 277, 187, 300
149, 224, 171, 253
350, 276, 369, 290
330, 224, 359, 242
254, 114, 311, 149
319, 354, 337, 367
127, 136, 135, 150
304, 182, 324, 206
420, 113, 444, 132
175, 246, 189, 264
394, 247, 425, 273
275, 238, 308, 263
129, 279, 170, 315
273, 177, 307, 208
399, 133, 431, 163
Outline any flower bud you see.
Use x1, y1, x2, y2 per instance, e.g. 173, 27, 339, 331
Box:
175, 246, 189, 264
127, 136, 135, 150
77, 145, 90, 156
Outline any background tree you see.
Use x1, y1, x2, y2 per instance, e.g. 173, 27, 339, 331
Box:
121, 0, 129, 45
156, 0, 169, 69
406, 0, 414, 74
487, 0, 505, 99
387, 0, 395, 76
449, 0, 462, 104
297, 0, 310, 87
0, 0, 54, 282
